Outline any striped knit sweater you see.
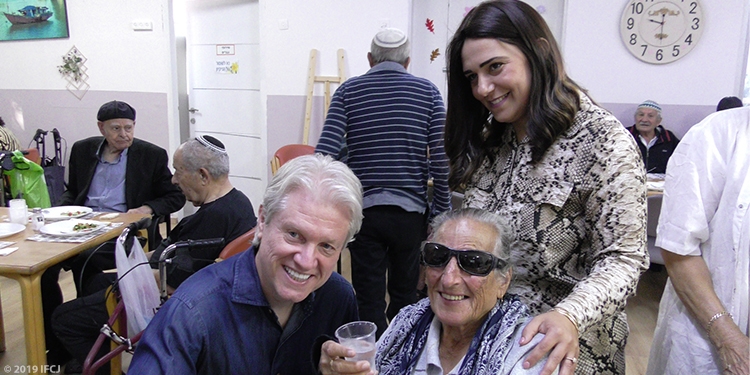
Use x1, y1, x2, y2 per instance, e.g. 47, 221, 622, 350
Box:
315, 61, 451, 217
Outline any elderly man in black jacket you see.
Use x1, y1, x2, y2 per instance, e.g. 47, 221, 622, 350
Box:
60, 100, 184, 215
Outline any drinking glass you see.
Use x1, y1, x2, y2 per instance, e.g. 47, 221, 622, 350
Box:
9, 199, 28, 225
335, 321, 377, 370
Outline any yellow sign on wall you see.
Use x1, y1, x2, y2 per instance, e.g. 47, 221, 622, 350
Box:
215, 60, 239, 74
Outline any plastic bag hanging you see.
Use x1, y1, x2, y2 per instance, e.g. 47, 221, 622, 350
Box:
3, 150, 51, 208
115, 231, 161, 337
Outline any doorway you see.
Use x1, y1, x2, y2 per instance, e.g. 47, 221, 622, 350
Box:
173, 0, 265, 215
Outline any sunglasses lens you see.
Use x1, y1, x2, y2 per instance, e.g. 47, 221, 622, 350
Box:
423, 243, 451, 266
458, 251, 495, 275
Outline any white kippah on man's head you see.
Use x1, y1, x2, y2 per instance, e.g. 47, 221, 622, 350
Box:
373, 28, 407, 48
638, 100, 662, 114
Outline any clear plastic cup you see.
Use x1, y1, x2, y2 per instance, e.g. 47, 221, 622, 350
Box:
9, 199, 28, 225
335, 321, 377, 370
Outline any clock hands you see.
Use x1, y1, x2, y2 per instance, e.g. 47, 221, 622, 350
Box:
649, 13, 667, 45
658, 14, 666, 44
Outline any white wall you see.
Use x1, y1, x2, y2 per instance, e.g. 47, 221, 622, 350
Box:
410, 0, 567, 101
563, 0, 749, 105
260, 0, 412, 97
0, 0, 179, 156
260, 0, 412, 174
1, 1, 173, 92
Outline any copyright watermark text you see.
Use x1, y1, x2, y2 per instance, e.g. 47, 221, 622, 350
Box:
3, 365, 61, 373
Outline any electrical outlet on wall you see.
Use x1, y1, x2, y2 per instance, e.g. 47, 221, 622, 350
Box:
131, 20, 153, 31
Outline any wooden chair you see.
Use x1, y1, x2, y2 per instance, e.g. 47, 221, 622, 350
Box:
217, 227, 256, 261
270, 144, 315, 175
21, 148, 41, 164
646, 194, 664, 265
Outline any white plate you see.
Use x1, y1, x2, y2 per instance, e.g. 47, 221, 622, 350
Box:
0, 223, 26, 239
42, 206, 93, 221
40, 219, 106, 237
647, 180, 665, 191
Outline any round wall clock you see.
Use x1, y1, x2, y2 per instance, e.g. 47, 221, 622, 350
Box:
620, 0, 704, 64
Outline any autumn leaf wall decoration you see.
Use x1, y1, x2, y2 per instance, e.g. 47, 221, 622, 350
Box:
430, 48, 440, 63
425, 18, 435, 33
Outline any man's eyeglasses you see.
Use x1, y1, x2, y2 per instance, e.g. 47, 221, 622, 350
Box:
421, 242, 507, 277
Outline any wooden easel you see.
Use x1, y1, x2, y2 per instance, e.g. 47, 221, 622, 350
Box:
303, 49, 346, 144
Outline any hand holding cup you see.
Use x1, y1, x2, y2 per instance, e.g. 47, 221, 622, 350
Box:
322, 321, 377, 375
321, 340, 375, 375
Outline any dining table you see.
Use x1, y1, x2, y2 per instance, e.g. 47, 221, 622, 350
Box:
0, 209, 148, 372
646, 174, 665, 196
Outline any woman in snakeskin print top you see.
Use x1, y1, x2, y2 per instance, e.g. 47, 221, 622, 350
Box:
444, 1, 648, 374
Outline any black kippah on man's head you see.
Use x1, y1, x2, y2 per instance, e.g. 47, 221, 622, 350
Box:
195, 134, 227, 154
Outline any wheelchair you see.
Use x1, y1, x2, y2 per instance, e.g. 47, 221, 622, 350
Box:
81, 218, 236, 375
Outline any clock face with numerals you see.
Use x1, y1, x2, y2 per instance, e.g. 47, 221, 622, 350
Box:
620, 0, 704, 64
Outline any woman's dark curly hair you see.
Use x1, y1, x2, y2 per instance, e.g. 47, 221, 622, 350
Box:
444, 0, 584, 190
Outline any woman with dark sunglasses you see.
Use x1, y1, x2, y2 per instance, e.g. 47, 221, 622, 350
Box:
320, 208, 550, 375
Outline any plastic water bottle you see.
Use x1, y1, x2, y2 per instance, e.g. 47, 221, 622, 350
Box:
31, 208, 45, 232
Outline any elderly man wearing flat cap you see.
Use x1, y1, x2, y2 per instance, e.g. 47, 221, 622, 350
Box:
60, 100, 184, 214
626, 99, 680, 174
316, 28, 451, 337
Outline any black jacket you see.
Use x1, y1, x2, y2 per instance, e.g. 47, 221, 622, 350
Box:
60, 137, 185, 215
626, 125, 680, 174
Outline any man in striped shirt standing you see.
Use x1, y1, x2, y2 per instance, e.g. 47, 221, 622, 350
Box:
316, 28, 451, 338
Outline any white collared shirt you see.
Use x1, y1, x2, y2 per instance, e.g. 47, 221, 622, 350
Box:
638, 133, 658, 149
412, 316, 465, 375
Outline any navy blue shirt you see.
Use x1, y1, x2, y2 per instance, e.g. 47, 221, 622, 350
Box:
129, 247, 359, 375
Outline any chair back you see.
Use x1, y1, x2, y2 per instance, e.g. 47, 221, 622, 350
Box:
218, 227, 256, 261
143, 213, 172, 252
646, 194, 662, 237
646, 194, 665, 265
21, 149, 41, 165
270, 144, 315, 175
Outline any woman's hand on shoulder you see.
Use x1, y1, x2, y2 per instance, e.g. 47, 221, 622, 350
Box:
320, 340, 377, 375
519, 310, 579, 375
